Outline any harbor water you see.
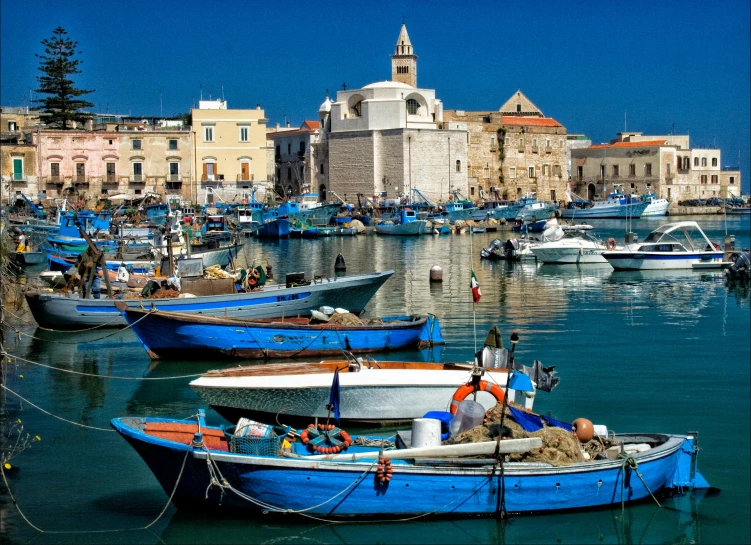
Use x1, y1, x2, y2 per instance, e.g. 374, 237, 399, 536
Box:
1, 215, 749, 544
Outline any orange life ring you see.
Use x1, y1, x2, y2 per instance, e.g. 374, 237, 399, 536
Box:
606, 238, 616, 251
450, 380, 505, 415
300, 423, 353, 454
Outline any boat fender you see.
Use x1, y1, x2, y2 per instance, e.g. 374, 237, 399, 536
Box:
450, 380, 504, 416
376, 457, 393, 483
606, 238, 617, 251
300, 424, 353, 454
572, 418, 594, 442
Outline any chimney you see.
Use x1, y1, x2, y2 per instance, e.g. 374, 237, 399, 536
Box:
256, 104, 261, 110
286, 121, 290, 127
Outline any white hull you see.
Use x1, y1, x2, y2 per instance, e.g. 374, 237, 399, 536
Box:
642, 199, 670, 216
191, 365, 534, 423
531, 245, 608, 264
603, 253, 724, 270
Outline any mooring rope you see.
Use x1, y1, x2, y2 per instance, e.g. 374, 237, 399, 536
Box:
2, 352, 202, 381
619, 452, 662, 512
1, 308, 155, 345
2, 306, 124, 332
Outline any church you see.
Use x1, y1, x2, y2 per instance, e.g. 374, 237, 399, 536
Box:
315, 24, 468, 204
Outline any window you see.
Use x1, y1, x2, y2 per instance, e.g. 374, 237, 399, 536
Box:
239, 126, 249, 142
132, 139, 142, 150
406, 99, 419, 115
700, 175, 707, 184
505, 137, 510, 145
50, 162, 60, 180
287, 167, 291, 180
299, 141, 305, 154
711, 175, 718, 184
509, 167, 516, 179
546, 139, 551, 149
630, 183, 635, 189
319, 164, 324, 174
12, 158, 23, 180
701, 157, 707, 167
456, 160, 461, 173
204, 126, 214, 142
352, 101, 362, 117
694, 157, 699, 167
711, 158, 717, 167
484, 165, 490, 178
132, 162, 143, 180
683, 157, 690, 169
577, 166, 583, 180
8, 121, 17, 131
108, 139, 113, 145
490, 137, 496, 148
528, 166, 535, 178
612, 165, 619, 177
169, 162, 180, 179
169, 139, 178, 150
630, 164, 636, 177
470, 187, 475, 196
287, 143, 291, 155
542, 164, 550, 176
645, 163, 652, 176
75, 163, 85, 182
666, 164, 671, 176
550, 190, 556, 201
730, 176, 735, 184
275, 145, 280, 157
553, 164, 561, 177
601, 165, 606, 179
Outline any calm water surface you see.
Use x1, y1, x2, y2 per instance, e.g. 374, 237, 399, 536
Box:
1, 215, 749, 544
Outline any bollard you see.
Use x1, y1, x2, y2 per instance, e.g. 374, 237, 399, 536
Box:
266, 264, 273, 280
335, 253, 346, 271
430, 265, 443, 283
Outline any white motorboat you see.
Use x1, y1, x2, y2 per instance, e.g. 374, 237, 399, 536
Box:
190, 351, 557, 425
603, 221, 723, 270
530, 229, 616, 264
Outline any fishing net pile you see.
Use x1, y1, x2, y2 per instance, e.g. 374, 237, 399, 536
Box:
445, 401, 614, 466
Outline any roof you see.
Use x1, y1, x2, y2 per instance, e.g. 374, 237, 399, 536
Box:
502, 116, 562, 127
267, 121, 320, 139
362, 80, 414, 89
589, 140, 669, 149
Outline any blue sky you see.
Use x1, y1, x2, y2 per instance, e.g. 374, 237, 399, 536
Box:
2, 0, 749, 191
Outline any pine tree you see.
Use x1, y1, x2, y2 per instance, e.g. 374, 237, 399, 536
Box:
35, 27, 95, 129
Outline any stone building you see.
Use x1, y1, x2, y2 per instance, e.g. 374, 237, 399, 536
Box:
1, 107, 42, 202
191, 99, 270, 204
268, 121, 321, 198
316, 24, 468, 204
571, 132, 742, 201
444, 90, 568, 202
37, 127, 192, 202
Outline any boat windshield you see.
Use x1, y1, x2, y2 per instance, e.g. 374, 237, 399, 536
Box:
641, 223, 711, 251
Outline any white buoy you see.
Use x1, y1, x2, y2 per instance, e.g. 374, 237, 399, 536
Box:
411, 418, 442, 448
430, 265, 443, 283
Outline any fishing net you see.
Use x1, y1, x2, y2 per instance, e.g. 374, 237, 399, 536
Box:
445, 401, 614, 466
230, 435, 283, 456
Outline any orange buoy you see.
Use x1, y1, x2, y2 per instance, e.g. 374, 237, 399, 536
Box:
572, 418, 594, 442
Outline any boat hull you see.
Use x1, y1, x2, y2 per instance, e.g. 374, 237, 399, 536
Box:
375, 220, 427, 236
560, 201, 648, 219
642, 199, 670, 216
603, 251, 724, 270
531, 243, 608, 264
122, 311, 443, 360
24, 270, 394, 329
112, 417, 709, 517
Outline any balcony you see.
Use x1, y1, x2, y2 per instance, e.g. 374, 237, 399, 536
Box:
665, 173, 675, 180
236, 173, 254, 182
545, 146, 552, 154
517, 146, 524, 153
102, 176, 118, 185
129, 175, 145, 184
11, 172, 27, 181
531, 145, 539, 154
73, 176, 89, 186
44, 176, 64, 186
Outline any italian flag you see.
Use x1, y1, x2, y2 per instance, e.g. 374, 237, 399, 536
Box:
471, 269, 481, 304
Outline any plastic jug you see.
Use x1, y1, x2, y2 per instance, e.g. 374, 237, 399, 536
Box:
449, 400, 485, 436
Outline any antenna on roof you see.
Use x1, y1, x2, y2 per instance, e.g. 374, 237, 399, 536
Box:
624, 110, 627, 132
200, 84, 203, 101
221, 85, 225, 101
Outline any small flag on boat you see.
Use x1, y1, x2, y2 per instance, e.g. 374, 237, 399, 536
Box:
326, 367, 341, 425
471, 269, 481, 304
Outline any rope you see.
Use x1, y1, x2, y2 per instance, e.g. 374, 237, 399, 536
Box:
3, 352, 202, 381
1, 383, 115, 432
1, 308, 155, 345
2, 306, 125, 332
618, 452, 662, 513
0, 443, 190, 535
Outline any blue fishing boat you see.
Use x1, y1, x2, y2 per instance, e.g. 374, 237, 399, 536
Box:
256, 202, 300, 238
111, 408, 710, 517
375, 209, 427, 236
24, 269, 394, 329
46, 253, 153, 275
117, 306, 443, 359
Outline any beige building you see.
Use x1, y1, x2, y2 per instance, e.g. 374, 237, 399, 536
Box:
191, 100, 269, 204
444, 91, 569, 202
1, 107, 42, 202
571, 132, 742, 201
268, 121, 322, 198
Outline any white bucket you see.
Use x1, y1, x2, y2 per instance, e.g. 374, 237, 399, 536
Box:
411, 418, 442, 449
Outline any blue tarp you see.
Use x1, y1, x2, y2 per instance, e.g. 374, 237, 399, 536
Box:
508, 406, 544, 432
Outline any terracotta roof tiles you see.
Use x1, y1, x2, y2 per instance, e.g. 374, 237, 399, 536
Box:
501, 116, 562, 127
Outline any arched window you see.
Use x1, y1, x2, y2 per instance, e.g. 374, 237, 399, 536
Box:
406, 99, 419, 115
701, 157, 707, 167
694, 157, 699, 167
711, 158, 717, 167
352, 101, 362, 117
683, 157, 690, 169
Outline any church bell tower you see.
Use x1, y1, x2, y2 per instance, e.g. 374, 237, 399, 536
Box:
391, 23, 417, 87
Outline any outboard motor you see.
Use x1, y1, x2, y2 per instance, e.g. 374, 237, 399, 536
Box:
504, 238, 521, 261
480, 238, 504, 260
726, 250, 751, 281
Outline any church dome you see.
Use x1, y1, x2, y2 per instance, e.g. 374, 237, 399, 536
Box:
318, 96, 332, 113
362, 80, 414, 89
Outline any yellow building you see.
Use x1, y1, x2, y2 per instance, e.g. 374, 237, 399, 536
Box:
191, 100, 269, 204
